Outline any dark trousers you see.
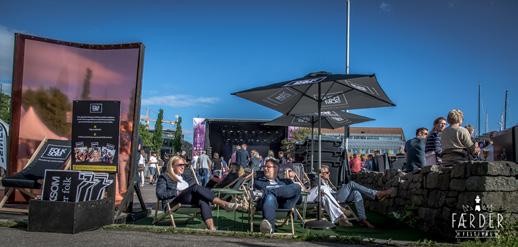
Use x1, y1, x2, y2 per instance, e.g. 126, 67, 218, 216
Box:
259, 183, 301, 229
170, 184, 215, 221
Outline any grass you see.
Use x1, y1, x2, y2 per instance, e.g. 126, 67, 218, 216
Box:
124, 208, 435, 243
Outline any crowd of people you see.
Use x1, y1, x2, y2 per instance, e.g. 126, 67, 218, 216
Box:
145, 108, 497, 233
402, 109, 492, 173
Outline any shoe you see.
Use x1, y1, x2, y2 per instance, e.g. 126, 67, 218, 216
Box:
224, 202, 242, 211
337, 216, 353, 227
260, 219, 273, 234
376, 188, 394, 201
360, 219, 375, 229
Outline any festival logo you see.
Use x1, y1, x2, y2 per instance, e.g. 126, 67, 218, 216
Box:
451, 195, 504, 239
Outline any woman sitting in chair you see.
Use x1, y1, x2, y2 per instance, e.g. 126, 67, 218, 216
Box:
156, 155, 242, 231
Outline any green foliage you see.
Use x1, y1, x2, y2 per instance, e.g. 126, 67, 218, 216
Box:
138, 123, 153, 148
173, 116, 183, 152
152, 109, 164, 152
281, 127, 311, 155
0, 91, 10, 123
22, 87, 71, 136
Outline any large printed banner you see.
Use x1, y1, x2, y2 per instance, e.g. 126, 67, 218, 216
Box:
72, 101, 120, 173
0, 119, 8, 171
192, 118, 206, 158
42, 170, 113, 202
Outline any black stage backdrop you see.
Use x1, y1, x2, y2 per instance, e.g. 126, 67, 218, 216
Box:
205, 119, 287, 161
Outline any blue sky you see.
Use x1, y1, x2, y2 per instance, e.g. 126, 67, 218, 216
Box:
0, 0, 517, 142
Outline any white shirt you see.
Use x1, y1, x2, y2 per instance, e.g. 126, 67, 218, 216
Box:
175, 174, 189, 192
138, 154, 145, 165
148, 156, 158, 168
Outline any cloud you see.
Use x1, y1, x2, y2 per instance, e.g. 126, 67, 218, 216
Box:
141, 95, 219, 108
0, 25, 15, 82
379, 2, 392, 12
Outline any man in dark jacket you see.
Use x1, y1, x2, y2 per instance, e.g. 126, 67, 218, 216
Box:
254, 159, 301, 234
236, 143, 250, 169
403, 127, 428, 172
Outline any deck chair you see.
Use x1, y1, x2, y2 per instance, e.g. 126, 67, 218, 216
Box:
0, 138, 72, 214
152, 164, 201, 227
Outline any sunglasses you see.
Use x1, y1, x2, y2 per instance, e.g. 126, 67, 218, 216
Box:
322, 171, 330, 174
265, 165, 277, 169
174, 163, 187, 167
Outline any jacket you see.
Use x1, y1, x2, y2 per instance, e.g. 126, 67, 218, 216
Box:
155, 173, 195, 202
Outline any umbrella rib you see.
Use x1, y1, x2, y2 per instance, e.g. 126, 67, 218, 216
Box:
335, 80, 396, 106
321, 87, 354, 101
286, 85, 316, 115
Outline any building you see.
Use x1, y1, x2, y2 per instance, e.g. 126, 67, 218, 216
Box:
321, 127, 406, 155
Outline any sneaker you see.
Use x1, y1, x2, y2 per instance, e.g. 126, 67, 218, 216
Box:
337, 216, 353, 227
224, 202, 242, 211
260, 219, 273, 234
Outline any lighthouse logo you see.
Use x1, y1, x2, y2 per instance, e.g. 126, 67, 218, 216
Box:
451, 195, 504, 239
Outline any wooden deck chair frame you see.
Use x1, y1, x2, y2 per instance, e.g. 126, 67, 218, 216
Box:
152, 164, 200, 227
0, 137, 71, 214
240, 186, 296, 237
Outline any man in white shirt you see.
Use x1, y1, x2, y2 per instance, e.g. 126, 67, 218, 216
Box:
196, 150, 212, 186
148, 152, 159, 184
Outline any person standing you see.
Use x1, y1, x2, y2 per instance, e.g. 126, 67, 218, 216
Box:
148, 152, 159, 184
196, 150, 212, 186
212, 152, 223, 177
403, 128, 428, 172
236, 143, 250, 169
425, 117, 446, 155
138, 149, 146, 187
349, 153, 362, 174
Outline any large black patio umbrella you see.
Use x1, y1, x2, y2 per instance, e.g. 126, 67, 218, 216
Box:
264, 110, 374, 173
233, 71, 395, 228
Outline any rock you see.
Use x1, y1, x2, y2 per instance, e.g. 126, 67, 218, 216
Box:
457, 192, 510, 211
465, 176, 518, 192
446, 197, 457, 208
426, 172, 440, 189
438, 173, 451, 190
451, 163, 467, 178
411, 195, 424, 206
421, 165, 441, 174
427, 190, 446, 208
449, 179, 466, 191
447, 191, 459, 197
468, 161, 511, 176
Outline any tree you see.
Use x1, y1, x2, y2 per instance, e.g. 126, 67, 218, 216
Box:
173, 116, 183, 153
0, 91, 10, 123
22, 87, 72, 136
281, 127, 312, 155
152, 109, 164, 153
138, 123, 153, 148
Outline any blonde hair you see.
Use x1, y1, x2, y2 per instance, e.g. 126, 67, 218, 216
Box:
166, 155, 186, 182
447, 109, 464, 125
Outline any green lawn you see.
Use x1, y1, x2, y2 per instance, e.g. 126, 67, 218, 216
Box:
133, 208, 436, 243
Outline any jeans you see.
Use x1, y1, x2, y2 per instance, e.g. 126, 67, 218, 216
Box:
258, 183, 301, 230
335, 181, 378, 220
170, 184, 215, 221
197, 168, 210, 187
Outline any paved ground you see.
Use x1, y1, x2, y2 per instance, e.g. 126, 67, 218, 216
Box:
0, 227, 373, 247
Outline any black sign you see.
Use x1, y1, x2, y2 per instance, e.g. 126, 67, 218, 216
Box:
42, 170, 113, 202
71, 101, 120, 173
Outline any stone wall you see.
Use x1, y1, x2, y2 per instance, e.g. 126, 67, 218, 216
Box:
351, 161, 518, 239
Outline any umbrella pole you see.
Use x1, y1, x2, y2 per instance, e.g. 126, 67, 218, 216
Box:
310, 117, 315, 173
305, 81, 335, 229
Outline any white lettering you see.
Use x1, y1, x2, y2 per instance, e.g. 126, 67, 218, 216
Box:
49, 176, 60, 201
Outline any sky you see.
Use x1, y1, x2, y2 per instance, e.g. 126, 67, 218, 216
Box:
0, 0, 517, 142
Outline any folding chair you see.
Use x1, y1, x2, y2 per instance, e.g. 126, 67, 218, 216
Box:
0, 138, 71, 214
152, 200, 198, 227
152, 164, 200, 227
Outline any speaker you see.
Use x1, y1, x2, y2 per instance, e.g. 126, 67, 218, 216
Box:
493, 125, 518, 163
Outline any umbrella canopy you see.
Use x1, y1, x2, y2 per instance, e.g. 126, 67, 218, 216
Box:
264, 110, 374, 129
232, 72, 395, 115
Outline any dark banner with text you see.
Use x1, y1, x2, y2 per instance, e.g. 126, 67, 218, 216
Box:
42, 170, 113, 202
72, 101, 120, 173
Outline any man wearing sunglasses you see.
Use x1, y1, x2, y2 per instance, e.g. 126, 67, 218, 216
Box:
254, 158, 301, 234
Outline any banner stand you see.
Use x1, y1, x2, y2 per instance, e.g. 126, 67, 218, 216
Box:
28, 173, 116, 234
